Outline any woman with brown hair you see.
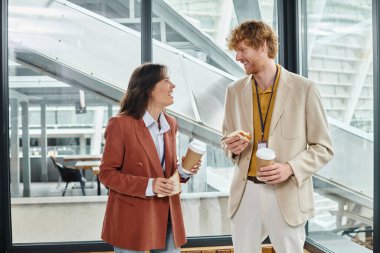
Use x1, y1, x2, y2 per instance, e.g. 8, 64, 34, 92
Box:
99, 63, 200, 252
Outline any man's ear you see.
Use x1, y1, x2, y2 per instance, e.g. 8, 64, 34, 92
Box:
259, 41, 267, 53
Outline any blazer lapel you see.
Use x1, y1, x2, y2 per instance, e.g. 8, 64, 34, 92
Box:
241, 75, 254, 133
163, 131, 173, 178
270, 67, 292, 135
135, 119, 164, 177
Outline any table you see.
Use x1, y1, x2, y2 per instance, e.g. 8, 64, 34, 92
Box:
63, 155, 102, 162
74, 160, 102, 195
74, 160, 101, 170
63, 155, 102, 195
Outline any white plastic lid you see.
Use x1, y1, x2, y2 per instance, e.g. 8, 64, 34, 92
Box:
188, 140, 206, 154
256, 148, 275, 160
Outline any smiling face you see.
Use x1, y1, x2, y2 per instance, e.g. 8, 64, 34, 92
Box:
149, 73, 175, 111
235, 40, 270, 75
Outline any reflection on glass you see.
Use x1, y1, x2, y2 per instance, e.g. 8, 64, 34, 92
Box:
302, 0, 373, 251
9, 0, 139, 243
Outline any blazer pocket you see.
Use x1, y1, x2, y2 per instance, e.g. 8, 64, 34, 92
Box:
281, 110, 305, 139
297, 183, 314, 213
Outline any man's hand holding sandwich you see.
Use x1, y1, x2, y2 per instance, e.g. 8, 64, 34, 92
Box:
223, 130, 251, 155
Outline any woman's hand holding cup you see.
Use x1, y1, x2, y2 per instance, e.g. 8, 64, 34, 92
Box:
182, 140, 206, 174
181, 156, 202, 174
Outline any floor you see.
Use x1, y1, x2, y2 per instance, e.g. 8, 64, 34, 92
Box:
86, 245, 311, 252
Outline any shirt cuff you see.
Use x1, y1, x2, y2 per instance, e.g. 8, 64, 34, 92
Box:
145, 178, 155, 197
178, 164, 191, 180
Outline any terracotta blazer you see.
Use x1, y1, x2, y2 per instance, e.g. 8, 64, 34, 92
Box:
221, 66, 334, 226
99, 113, 186, 251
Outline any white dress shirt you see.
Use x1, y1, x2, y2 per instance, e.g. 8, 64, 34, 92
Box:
142, 111, 190, 196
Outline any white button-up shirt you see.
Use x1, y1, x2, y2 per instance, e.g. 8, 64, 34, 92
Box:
143, 111, 170, 168
142, 111, 190, 196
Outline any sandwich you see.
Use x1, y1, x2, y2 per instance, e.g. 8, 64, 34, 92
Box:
227, 130, 252, 142
157, 170, 181, 198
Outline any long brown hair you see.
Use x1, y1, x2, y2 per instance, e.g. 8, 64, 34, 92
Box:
119, 63, 167, 119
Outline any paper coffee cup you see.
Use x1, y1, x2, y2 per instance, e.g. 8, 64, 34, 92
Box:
256, 148, 276, 180
182, 140, 206, 174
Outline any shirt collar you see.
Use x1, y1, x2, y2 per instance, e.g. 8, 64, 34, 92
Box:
142, 111, 171, 133
252, 64, 281, 94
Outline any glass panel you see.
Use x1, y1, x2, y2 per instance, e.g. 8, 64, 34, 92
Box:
300, 0, 373, 251
9, 0, 140, 243
153, 0, 278, 237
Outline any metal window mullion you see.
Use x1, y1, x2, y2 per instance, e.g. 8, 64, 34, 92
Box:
141, 0, 152, 63
0, 0, 11, 251
278, 0, 299, 73
372, 0, 380, 251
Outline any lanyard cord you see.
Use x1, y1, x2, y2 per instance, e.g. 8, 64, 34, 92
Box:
254, 66, 279, 141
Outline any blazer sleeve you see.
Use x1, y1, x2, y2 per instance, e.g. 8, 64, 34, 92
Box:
221, 85, 239, 164
169, 118, 190, 183
98, 117, 150, 199
288, 84, 334, 187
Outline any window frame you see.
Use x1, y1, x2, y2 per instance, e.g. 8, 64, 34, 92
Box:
1, 0, 379, 252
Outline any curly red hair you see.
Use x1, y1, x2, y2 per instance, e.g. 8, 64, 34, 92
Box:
227, 20, 278, 59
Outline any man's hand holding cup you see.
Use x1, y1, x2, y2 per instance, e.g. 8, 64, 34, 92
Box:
224, 130, 251, 155
257, 163, 294, 185
256, 148, 294, 184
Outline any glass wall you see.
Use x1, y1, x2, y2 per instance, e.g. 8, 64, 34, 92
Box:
8, 0, 140, 243
300, 0, 374, 251
9, 0, 375, 251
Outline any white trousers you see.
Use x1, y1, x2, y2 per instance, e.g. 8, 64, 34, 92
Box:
231, 181, 306, 253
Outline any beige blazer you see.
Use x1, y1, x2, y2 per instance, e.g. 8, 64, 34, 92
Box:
221, 66, 334, 226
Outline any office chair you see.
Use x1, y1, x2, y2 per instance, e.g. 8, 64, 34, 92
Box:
50, 156, 86, 196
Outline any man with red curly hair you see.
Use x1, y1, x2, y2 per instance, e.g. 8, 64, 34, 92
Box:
221, 20, 334, 253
